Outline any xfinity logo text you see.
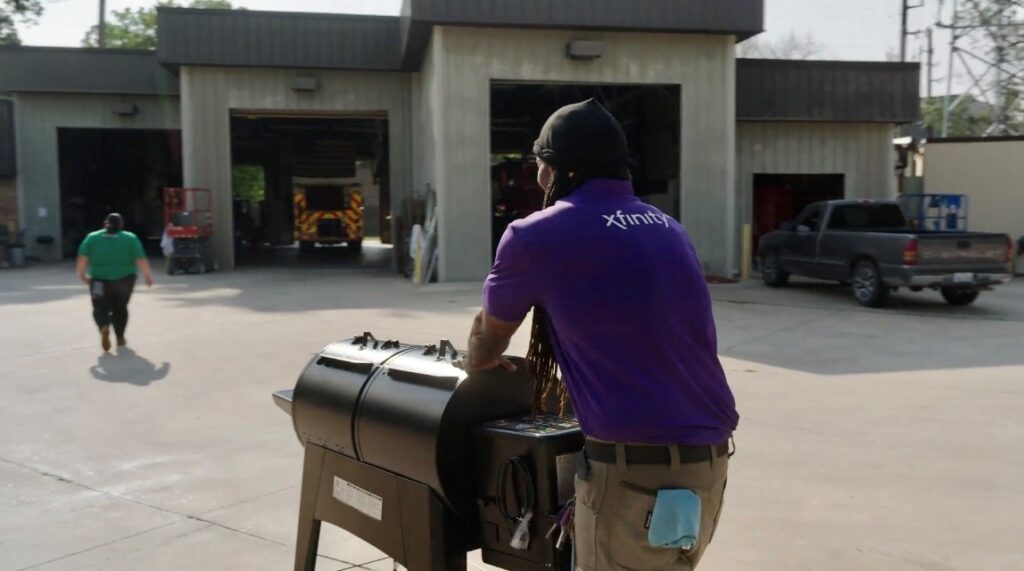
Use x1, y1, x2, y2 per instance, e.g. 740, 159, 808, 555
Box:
603, 210, 672, 230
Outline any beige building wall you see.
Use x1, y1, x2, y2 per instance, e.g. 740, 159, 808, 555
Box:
179, 67, 412, 270
924, 139, 1024, 241
415, 26, 737, 281
737, 120, 896, 233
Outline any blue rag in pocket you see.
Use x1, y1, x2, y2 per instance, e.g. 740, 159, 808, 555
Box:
647, 488, 701, 550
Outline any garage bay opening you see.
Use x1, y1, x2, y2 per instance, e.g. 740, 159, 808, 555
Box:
490, 82, 681, 256
58, 128, 182, 258
752, 173, 845, 256
229, 113, 390, 267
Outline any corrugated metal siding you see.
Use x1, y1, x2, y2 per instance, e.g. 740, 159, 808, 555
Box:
157, 3, 761, 71
180, 66, 412, 269
0, 48, 178, 95
737, 59, 920, 123
410, 39, 440, 196
158, 8, 403, 70
420, 26, 737, 281
0, 100, 15, 178
736, 121, 897, 233
13, 93, 180, 260
410, 0, 763, 37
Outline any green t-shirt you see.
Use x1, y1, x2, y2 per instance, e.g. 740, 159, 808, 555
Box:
77, 230, 145, 281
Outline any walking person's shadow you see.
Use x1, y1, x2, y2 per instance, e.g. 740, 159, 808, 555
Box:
90, 348, 171, 386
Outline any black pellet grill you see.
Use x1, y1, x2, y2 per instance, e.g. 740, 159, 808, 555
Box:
273, 333, 584, 571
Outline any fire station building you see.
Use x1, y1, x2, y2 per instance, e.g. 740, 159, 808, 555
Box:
0, 1, 919, 281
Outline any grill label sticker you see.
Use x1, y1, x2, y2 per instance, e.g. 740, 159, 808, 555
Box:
333, 477, 383, 521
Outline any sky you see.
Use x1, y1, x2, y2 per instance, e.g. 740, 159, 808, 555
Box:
15, 0, 957, 93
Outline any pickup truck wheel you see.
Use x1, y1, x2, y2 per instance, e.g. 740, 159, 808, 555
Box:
941, 288, 980, 306
851, 260, 890, 307
760, 252, 789, 287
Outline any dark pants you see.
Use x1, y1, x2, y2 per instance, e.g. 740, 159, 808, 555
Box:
90, 275, 136, 339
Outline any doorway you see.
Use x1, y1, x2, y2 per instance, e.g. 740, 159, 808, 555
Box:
490, 82, 681, 256
229, 113, 390, 266
752, 173, 845, 254
58, 128, 182, 257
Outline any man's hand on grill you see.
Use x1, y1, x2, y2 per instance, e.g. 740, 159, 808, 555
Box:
462, 310, 522, 374
456, 355, 518, 374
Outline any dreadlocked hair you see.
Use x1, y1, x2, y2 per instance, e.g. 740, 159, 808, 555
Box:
526, 169, 576, 417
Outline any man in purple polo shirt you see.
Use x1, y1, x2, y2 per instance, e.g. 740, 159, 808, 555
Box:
464, 100, 738, 570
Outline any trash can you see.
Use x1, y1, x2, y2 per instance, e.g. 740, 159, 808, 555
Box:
7, 243, 25, 268
274, 332, 584, 571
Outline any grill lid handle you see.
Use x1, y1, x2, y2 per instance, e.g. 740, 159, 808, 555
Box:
386, 366, 460, 389
353, 331, 379, 349
316, 356, 374, 374
438, 339, 458, 360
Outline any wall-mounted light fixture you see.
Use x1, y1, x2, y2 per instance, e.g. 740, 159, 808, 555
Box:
566, 41, 605, 61
289, 76, 320, 92
111, 103, 138, 116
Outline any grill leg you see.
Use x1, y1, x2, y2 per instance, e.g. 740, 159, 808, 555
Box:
295, 445, 326, 571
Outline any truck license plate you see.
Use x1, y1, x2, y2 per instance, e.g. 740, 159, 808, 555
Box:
953, 273, 975, 283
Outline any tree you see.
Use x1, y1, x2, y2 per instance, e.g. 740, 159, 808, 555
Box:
921, 94, 995, 137
737, 31, 827, 60
232, 165, 265, 203
82, 0, 236, 49
1, 0, 44, 46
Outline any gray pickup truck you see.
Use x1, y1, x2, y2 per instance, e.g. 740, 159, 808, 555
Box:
758, 200, 1014, 307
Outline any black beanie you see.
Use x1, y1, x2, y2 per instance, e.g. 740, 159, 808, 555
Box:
105, 213, 125, 234
532, 99, 630, 173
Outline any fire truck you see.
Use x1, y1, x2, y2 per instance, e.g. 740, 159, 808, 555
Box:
293, 181, 364, 253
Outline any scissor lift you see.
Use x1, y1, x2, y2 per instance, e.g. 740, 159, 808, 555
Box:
164, 188, 218, 275
899, 193, 970, 232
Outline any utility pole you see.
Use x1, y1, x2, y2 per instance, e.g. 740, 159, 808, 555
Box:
901, 0, 910, 61
901, 0, 926, 61
942, 0, 959, 136
926, 27, 934, 99
98, 0, 107, 48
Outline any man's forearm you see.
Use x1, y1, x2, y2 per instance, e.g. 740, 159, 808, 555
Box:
465, 311, 512, 371
136, 258, 154, 279
75, 256, 89, 283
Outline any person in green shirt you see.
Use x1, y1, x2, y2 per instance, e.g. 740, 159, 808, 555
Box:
75, 213, 155, 352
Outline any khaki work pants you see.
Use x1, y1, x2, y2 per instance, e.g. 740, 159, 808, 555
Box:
574, 443, 729, 571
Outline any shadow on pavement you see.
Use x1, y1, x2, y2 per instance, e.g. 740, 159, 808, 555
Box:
90, 348, 171, 386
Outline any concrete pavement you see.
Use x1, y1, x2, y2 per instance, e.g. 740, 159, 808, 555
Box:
1, 249, 1022, 570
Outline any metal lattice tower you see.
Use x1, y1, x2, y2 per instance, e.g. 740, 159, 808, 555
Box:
937, 0, 1024, 136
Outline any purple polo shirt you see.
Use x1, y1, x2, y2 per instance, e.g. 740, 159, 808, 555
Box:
483, 179, 739, 445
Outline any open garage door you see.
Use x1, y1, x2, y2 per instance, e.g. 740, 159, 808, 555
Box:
752, 174, 845, 256
229, 113, 391, 268
490, 82, 681, 256
58, 129, 182, 258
